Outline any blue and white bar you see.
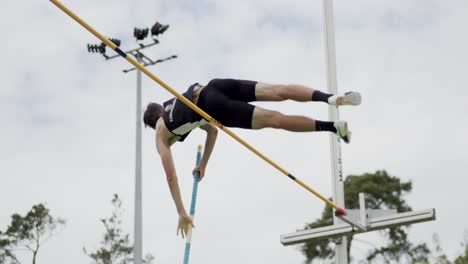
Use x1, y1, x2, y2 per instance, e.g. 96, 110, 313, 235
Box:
183, 145, 203, 264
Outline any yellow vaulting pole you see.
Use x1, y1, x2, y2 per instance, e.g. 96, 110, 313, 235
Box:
49, 0, 346, 215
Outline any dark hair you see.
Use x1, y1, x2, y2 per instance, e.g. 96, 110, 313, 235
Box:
143, 102, 164, 129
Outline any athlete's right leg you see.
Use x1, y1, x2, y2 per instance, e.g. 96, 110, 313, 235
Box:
251, 106, 351, 143
254, 82, 361, 106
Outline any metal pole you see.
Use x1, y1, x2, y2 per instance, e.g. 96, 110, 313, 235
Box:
50, 0, 347, 214
134, 55, 143, 264
322, 0, 348, 263
183, 145, 203, 264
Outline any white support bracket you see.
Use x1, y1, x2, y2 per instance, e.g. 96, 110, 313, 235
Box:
336, 213, 368, 232
281, 208, 436, 246
334, 193, 398, 232
281, 193, 436, 246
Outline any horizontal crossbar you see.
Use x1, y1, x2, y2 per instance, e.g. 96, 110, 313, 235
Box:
280, 208, 436, 246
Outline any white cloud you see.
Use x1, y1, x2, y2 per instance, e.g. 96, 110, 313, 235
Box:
1, 0, 467, 263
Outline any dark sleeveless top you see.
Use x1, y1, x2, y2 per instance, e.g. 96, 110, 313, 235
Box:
162, 83, 207, 142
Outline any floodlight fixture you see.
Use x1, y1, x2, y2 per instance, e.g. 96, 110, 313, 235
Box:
87, 38, 121, 55
151, 22, 169, 37
78, 13, 175, 264
87, 43, 106, 54
134, 28, 149, 41
109, 38, 121, 47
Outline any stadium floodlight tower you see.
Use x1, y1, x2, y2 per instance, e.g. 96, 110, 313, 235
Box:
279, 1, 436, 263
87, 21, 177, 264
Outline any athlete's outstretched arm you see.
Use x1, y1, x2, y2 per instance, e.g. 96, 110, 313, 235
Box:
194, 123, 218, 181
155, 122, 193, 238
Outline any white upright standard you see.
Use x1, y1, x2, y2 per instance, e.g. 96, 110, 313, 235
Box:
323, 0, 348, 262
279, 1, 436, 262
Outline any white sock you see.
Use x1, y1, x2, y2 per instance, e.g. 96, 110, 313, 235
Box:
328, 95, 339, 105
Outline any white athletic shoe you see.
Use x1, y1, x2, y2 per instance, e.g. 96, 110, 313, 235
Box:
334, 121, 351, 144
328, 92, 362, 106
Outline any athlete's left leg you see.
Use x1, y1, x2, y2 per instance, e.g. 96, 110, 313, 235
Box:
254, 82, 361, 106
251, 107, 317, 131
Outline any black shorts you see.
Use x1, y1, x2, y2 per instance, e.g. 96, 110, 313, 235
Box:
197, 79, 257, 129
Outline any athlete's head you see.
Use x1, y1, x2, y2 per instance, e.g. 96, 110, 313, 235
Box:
143, 102, 164, 129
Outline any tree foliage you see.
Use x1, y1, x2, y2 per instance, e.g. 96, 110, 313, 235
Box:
0, 230, 20, 264
0, 204, 66, 264
84, 194, 154, 264
431, 234, 451, 264
453, 232, 468, 264
301, 170, 429, 263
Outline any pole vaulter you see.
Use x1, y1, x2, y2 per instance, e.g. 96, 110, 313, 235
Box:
49, 0, 346, 215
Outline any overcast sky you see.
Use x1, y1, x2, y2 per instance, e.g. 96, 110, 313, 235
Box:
1, 0, 467, 263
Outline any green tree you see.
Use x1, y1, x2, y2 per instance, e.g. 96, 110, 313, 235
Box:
84, 194, 154, 264
0, 204, 66, 264
0, 230, 20, 264
454, 232, 468, 264
429, 234, 451, 264
301, 170, 429, 263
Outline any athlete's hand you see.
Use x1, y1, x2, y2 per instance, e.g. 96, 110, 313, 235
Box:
192, 164, 205, 181
177, 213, 194, 238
